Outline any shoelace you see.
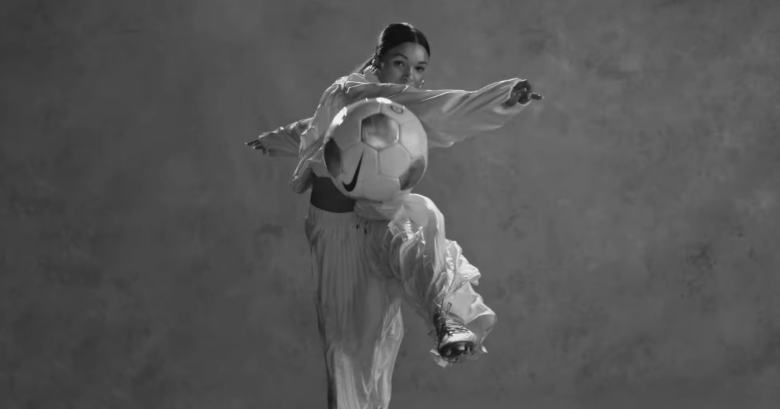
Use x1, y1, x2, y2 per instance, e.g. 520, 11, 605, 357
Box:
439, 319, 471, 337
434, 304, 472, 338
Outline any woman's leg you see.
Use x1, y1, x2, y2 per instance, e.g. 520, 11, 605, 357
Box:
305, 206, 405, 409
357, 193, 498, 366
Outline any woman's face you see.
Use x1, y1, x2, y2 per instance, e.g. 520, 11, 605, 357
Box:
376, 42, 429, 88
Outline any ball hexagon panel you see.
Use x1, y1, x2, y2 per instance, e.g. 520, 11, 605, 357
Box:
361, 174, 402, 202
328, 100, 380, 150
360, 113, 400, 150
399, 157, 427, 190
378, 144, 412, 178
398, 118, 427, 160
323, 138, 342, 180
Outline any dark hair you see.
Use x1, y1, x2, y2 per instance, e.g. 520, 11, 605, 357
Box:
354, 22, 431, 74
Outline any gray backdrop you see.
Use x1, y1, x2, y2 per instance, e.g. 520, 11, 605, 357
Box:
2, 0, 779, 408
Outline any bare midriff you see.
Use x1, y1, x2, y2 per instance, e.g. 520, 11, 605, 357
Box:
310, 176, 356, 213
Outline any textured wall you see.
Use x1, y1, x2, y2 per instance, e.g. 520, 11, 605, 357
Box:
2, 0, 779, 408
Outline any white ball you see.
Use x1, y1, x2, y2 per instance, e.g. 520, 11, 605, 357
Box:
323, 97, 428, 202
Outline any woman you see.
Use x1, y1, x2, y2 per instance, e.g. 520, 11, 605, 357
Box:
248, 22, 541, 409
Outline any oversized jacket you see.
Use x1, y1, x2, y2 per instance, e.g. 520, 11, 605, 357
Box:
254, 69, 530, 194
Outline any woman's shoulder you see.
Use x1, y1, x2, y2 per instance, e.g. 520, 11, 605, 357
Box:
335, 71, 377, 86
320, 71, 378, 99
316, 76, 349, 103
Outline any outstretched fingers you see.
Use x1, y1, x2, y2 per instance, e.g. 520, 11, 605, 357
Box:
245, 139, 268, 153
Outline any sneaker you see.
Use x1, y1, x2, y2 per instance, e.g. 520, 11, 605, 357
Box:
433, 307, 477, 362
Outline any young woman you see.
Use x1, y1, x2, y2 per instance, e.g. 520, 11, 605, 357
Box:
248, 22, 541, 409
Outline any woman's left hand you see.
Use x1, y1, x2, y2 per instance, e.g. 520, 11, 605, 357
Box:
246, 136, 269, 154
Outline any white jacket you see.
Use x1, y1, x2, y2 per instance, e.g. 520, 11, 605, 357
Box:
255, 70, 529, 194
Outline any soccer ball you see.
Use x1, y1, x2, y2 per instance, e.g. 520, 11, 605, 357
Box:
323, 97, 428, 202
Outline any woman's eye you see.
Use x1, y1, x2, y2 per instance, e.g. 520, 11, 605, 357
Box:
394, 61, 405, 67
416, 67, 425, 72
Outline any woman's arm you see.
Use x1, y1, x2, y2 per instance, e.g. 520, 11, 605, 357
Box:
342, 76, 537, 148
246, 117, 312, 157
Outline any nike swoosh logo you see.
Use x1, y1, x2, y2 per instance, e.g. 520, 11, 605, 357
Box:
342, 152, 363, 192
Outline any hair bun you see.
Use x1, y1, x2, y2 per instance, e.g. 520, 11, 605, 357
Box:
376, 22, 431, 58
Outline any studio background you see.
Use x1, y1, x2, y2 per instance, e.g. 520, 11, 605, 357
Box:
1, 0, 779, 408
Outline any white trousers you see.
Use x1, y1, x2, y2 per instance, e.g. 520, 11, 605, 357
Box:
304, 193, 496, 409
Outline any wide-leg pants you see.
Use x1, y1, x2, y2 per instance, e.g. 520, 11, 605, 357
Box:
304, 193, 496, 409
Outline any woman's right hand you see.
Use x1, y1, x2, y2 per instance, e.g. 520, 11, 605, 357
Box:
505, 79, 543, 107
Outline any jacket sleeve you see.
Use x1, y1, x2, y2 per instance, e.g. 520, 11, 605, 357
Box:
254, 117, 312, 157
298, 81, 347, 156
289, 81, 348, 193
341, 78, 529, 148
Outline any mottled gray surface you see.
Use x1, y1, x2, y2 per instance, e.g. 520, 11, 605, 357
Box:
2, 0, 779, 408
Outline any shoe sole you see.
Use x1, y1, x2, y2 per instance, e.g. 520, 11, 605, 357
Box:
439, 340, 475, 359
